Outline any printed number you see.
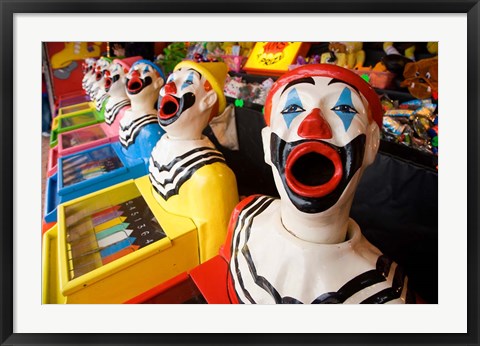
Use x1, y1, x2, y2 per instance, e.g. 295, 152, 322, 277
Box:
130, 211, 139, 216
141, 231, 150, 236
137, 224, 146, 229
125, 201, 133, 205
145, 239, 154, 245
129, 206, 136, 211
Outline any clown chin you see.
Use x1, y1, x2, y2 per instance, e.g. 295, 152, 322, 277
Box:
270, 132, 366, 214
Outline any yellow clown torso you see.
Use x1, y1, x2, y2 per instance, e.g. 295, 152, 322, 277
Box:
149, 135, 238, 263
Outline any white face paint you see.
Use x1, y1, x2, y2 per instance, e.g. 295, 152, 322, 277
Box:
263, 75, 379, 216
157, 67, 217, 140
268, 76, 370, 148
105, 62, 127, 98
89, 59, 111, 100
125, 62, 164, 108
82, 59, 96, 86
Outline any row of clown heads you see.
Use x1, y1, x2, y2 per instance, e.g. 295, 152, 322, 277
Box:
81, 55, 417, 304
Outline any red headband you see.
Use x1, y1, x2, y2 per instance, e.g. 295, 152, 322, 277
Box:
264, 64, 383, 128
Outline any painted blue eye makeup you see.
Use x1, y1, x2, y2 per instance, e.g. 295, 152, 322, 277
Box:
143, 66, 150, 74
281, 88, 305, 128
166, 74, 174, 83
181, 72, 194, 90
331, 87, 358, 131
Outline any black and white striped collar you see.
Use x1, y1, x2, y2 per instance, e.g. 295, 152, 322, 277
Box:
149, 137, 225, 200
104, 98, 130, 125
119, 113, 158, 148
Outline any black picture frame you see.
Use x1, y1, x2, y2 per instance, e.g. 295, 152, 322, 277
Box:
1, 1, 479, 345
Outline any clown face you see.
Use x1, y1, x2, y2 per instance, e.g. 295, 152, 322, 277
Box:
104, 62, 127, 96
82, 59, 97, 92
264, 70, 380, 214
82, 59, 95, 83
125, 62, 163, 103
158, 67, 217, 140
90, 59, 110, 99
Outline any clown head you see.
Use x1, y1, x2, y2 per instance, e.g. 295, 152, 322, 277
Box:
262, 64, 382, 240
157, 61, 227, 140
82, 58, 97, 91
83, 58, 99, 94
125, 60, 165, 112
89, 57, 112, 100
105, 56, 142, 102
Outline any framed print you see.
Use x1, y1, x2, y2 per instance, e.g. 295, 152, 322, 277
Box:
1, 0, 479, 345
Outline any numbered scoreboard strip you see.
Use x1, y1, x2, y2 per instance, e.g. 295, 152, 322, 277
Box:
65, 196, 167, 279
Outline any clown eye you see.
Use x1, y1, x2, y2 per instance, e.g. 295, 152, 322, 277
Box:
425, 72, 431, 79
332, 87, 358, 131
281, 104, 305, 114
415, 71, 420, 77
181, 72, 195, 90
281, 88, 305, 128
143, 66, 150, 74
167, 74, 174, 83
181, 80, 193, 90
331, 105, 357, 114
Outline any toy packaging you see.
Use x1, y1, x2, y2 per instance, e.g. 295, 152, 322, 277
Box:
243, 42, 311, 76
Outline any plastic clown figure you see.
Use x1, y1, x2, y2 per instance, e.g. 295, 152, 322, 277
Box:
81, 58, 97, 93
83, 59, 100, 97
149, 61, 239, 263
221, 64, 417, 304
103, 56, 142, 132
118, 60, 166, 164
88, 56, 112, 111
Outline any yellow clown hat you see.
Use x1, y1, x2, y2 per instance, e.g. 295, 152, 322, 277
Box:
174, 60, 228, 114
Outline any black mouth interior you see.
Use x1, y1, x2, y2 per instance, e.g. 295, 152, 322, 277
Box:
162, 100, 178, 116
128, 81, 142, 91
291, 152, 335, 186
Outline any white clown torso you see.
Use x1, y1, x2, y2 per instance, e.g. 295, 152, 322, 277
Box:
228, 195, 416, 304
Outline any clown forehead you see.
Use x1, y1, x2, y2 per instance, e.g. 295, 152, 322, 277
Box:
273, 76, 362, 104
168, 67, 203, 82
129, 62, 159, 76
97, 60, 110, 69
269, 76, 370, 146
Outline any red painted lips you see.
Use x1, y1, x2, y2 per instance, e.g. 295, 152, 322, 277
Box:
158, 94, 179, 120
285, 141, 343, 198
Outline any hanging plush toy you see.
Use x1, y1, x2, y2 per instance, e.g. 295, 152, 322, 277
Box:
401, 57, 438, 100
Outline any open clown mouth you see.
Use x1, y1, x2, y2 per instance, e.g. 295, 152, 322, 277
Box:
157, 92, 196, 127
285, 141, 343, 198
127, 76, 152, 95
270, 133, 366, 214
95, 72, 102, 82
104, 77, 112, 92
158, 94, 179, 120
127, 75, 143, 94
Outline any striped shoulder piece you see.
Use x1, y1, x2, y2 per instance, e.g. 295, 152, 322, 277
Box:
95, 93, 109, 111
119, 113, 158, 148
105, 99, 130, 125
149, 146, 225, 200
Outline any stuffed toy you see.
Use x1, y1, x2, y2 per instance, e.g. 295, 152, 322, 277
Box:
401, 57, 438, 100
320, 42, 365, 69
